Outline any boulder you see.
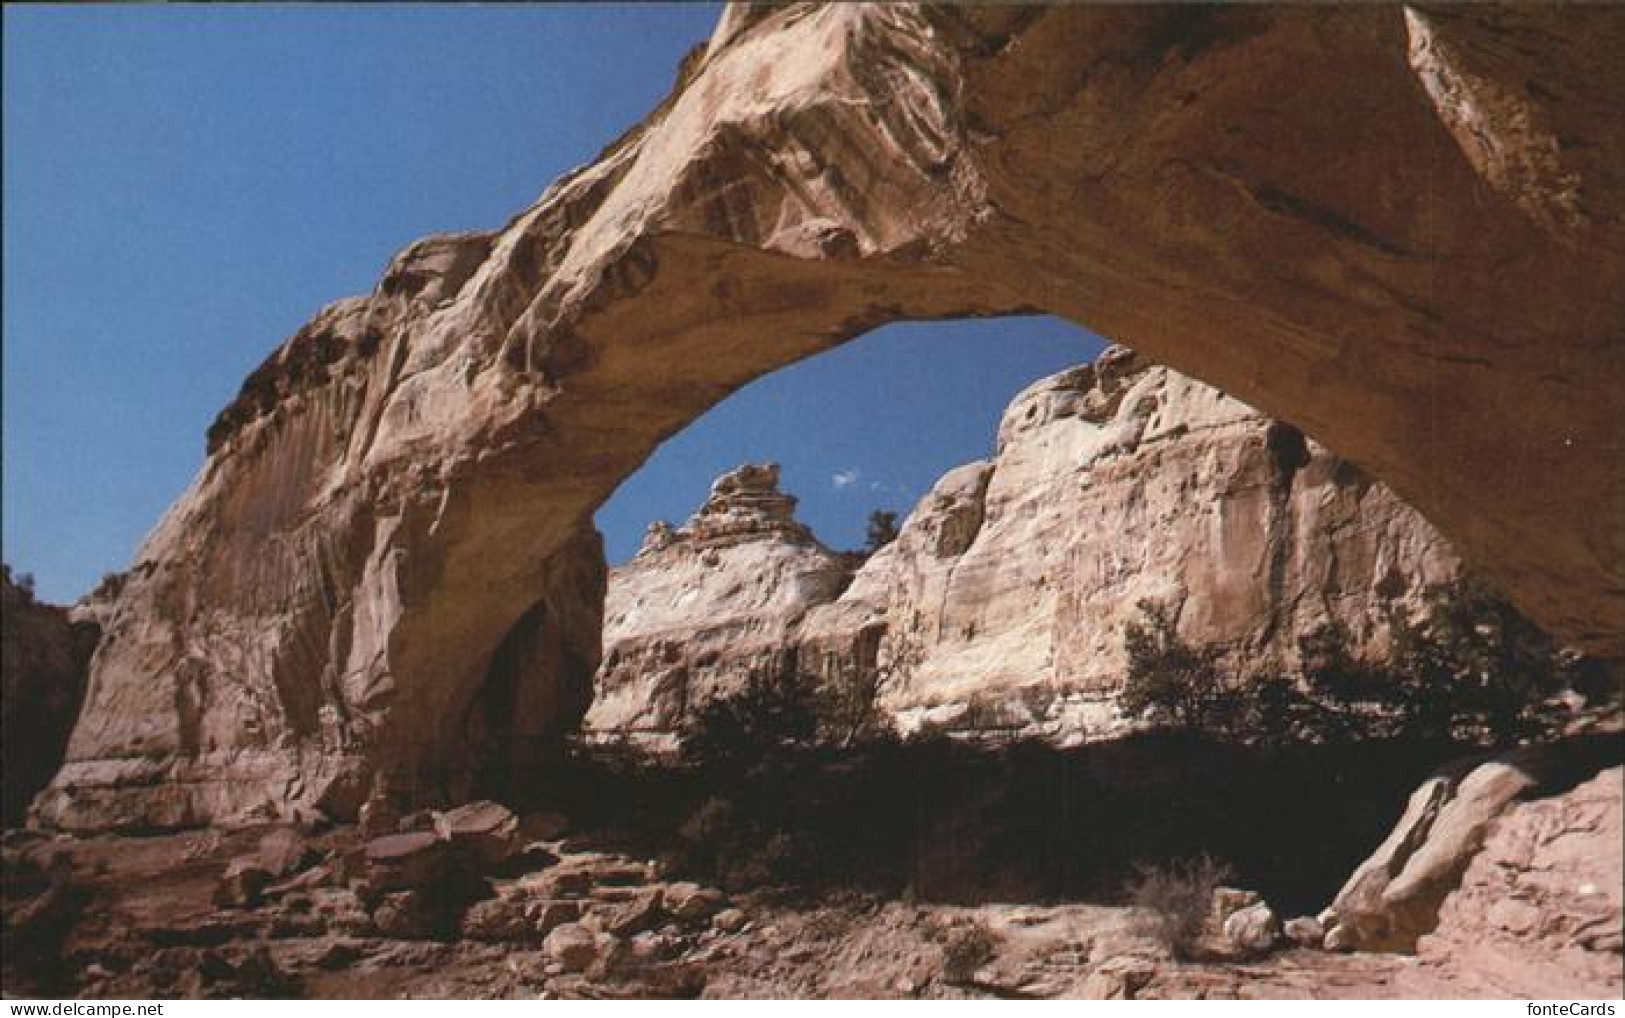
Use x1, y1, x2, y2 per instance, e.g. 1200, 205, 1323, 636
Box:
362, 832, 446, 893
1283, 916, 1325, 949
459, 897, 537, 943
543, 922, 601, 973
433, 801, 521, 868
1210, 887, 1262, 929
1402, 766, 1623, 998
663, 882, 725, 924
1222, 903, 1282, 956
712, 908, 748, 934
533, 899, 585, 936
602, 886, 665, 937
1324, 736, 1621, 955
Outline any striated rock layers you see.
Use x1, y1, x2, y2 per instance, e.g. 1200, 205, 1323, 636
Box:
586, 464, 853, 746
823, 348, 1460, 738
2, 574, 99, 825
38, 5, 1625, 829
587, 349, 1460, 744
1324, 731, 1622, 997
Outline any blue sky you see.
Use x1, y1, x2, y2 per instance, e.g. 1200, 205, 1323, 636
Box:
4, 5, 1102, 603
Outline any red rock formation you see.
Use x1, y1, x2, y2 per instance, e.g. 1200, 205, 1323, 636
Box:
36, 5, 1625, 829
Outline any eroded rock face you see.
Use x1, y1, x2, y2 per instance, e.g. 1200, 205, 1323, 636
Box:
2, 574, 99, 825
585, 464, 853, 745
38, 4, 1625, 829
593, 350, 1459, 743
1404, 765, 1623, 998
808, 349, 1459, 739
1323, 731, 1623, 960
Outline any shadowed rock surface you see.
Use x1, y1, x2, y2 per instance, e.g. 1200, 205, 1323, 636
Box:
2, 574, 99, 825
35, 4, 1625, 830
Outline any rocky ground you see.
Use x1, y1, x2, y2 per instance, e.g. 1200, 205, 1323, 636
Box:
6, 753, 1619, 1000
0, 816, 1390, 1000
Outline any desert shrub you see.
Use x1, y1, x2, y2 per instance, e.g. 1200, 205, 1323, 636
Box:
2, 563, 36, 602
814, 666, 890, 749
671, 795, 819, 891
1118, 600, 1235, 734
935, 919, 998, 985
1381, 578, 1570, 744
1122, 580, 1581, 748
864, 510, 900, 554
1289, 580, 1578, 746
680, 666, 819, 772
1121, 854, 1234, 960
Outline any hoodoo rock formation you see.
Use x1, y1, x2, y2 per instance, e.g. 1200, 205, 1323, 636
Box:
586, 464, 852, 745
587, 349, 1460, 744
35, 5, 1625, 828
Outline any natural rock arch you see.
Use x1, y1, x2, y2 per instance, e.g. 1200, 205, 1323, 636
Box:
36, 5, 1625, 829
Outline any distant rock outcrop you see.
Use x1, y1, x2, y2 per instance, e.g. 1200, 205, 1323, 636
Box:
2, 573, 99, 825
585, 464, 852, 746
590, 347, 1460, 744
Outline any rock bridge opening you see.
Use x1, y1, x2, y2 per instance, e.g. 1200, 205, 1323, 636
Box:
34, 3, 1623, 832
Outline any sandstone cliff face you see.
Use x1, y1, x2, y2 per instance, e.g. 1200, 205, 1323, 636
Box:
2, 574, 99, 825
592, 349, 1458, 744
585, 464, 852, 745
813, 349, 1460, 739
39, 4, 1624, 829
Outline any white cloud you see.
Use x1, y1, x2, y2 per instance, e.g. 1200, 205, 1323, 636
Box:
831, 469, 861, 490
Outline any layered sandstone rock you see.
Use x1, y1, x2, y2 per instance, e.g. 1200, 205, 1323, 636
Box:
595, 349, 1460, 743
807, 348, 1461, 739
2, 573, 99, 825
38, 4, 1625, 829
1322, 732, 1622, 998
585, 464, 853, 746
1403, 764, 1623, 998
1323, 729, 1622, 955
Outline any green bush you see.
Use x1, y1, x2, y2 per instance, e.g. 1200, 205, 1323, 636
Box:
1121, 579, 1581, 748
680, 666, 819, 772
1118, 599, 1234, 733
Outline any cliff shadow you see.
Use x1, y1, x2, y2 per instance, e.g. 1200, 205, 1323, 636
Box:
537, 729, 1623, 918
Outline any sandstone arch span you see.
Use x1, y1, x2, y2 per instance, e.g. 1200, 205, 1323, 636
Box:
36, 4, 1625, 830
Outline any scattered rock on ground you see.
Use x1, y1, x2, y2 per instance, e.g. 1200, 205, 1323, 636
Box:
1223, 902, 1282, 957
1284, 916, 1326, 949
544, 922, 601, 973
434, 801, 521, 868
